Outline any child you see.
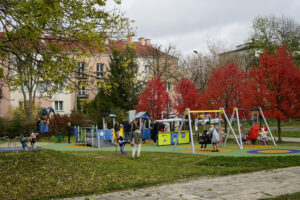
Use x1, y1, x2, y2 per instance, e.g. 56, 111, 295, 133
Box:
30, 133, 36, 149
260, 126, 268, 145
20, 136, 28, 150
200, 130, 210, 148
117, 136, 127, 156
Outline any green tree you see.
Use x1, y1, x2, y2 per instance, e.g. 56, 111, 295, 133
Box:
246, 15, 300, 69
0, 0, 129, 119
91, 45, 144, 116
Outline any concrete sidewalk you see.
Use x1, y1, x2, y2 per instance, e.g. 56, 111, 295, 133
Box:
62, 166, 300, 200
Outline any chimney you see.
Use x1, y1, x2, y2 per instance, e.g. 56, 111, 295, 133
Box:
145, 39, 151, 46
127, 35, 133, 43
138, 37, 145, 45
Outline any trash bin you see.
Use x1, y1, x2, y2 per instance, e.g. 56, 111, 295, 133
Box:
57, 133, 62, 143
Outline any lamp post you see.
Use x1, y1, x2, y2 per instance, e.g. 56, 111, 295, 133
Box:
193, 50, 204, 94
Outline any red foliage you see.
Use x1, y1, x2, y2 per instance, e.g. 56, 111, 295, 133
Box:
245, 46, 300, 120
201, 63, 247, 113
135, 76, 170, 119
174, 78, 201, 114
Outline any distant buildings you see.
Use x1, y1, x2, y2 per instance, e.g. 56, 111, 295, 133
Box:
0, 34, 179, 118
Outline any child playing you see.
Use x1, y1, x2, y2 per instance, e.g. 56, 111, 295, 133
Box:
30, 133, 36, 149
260, 126, 268, 145
20, 136, 28, 150
117, 136, 127, 156
199, 130, 210, 148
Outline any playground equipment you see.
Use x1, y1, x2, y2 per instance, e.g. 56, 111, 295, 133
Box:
40, 107, 63, 140
74, 114, 117, 148
223, 107, 276, 148
173, 108, 240, 153
134, 112, 151, 143
155, 118, 189, 146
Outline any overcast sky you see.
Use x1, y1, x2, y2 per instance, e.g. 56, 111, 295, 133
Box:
113, 0, 300, 55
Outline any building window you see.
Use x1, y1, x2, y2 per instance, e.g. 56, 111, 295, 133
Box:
37, 82, 46, 92
96, 63, 104, 78
144, 65, 150, 74
166, 82, 171, 92
78, 82, 88, 97
55, 101, 63, 111
77, 62, 85, 77
56, 83, 63, 92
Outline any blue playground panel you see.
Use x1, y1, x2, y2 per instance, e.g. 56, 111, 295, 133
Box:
74, 128, 79, 138
142, 129, 151, 140
171, 133, 179, 145
104, 130, 112, 140
0, 147, 41, 151
40, 124, 49, 133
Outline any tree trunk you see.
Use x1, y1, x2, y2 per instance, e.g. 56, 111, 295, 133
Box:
277, 118, 282, 142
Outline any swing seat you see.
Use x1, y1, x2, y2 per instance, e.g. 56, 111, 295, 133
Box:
246, 124, 259, 140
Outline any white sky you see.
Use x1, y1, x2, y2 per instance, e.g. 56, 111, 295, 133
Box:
111, 0, 300, 55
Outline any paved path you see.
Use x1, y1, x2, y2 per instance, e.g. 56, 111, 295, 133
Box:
62, 166, 300, 200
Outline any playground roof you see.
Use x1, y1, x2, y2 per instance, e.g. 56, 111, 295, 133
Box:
155, 118, 187, 123
135, 112, 150, 119
102, 114, 117, 118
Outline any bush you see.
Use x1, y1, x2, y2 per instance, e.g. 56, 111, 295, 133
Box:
0, 116, 35, 138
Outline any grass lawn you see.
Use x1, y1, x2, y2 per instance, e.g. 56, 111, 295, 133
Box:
278, 131, 300, 138
0, 149, 300, 200
262, 192, 300, 200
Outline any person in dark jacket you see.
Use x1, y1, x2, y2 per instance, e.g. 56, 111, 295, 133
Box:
67, 122, 72, 144
121, 119, 132, 142
199, 130, 210, 148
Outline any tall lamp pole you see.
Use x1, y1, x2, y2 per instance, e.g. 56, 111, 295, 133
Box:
193, 50, 204, 94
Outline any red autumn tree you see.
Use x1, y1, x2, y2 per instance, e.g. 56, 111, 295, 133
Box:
135, 76, 170, 119
246, 46, 300, 141
201, 63, 247, 113
174, 78, 201, 114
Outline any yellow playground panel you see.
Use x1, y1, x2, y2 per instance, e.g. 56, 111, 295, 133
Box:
158, 131, 189, 146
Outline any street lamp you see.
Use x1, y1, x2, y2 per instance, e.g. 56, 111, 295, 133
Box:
193, 50, 204, 94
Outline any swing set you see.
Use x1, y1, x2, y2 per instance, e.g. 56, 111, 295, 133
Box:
223, 107, 276, 149
173, 108, 241, 153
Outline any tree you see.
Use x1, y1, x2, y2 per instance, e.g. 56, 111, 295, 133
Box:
144, 44, 181, 85
246, 46, 300, 141
135, 76, 170, 119
181, 40, 225, 93
247, 15, 300, 68
0, 0, 129, 119
174, 78, 201, 114
90, 45, 143, 115
201, 63, 247, 113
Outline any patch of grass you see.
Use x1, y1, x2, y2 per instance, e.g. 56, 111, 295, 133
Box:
261, 192, 300, 200
0, 150, 300, 200
280, 131, 300, 138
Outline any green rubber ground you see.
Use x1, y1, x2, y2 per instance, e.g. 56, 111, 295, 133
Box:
40, 143, 300, 157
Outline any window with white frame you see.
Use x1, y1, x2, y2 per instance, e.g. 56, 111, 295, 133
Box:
144, 65, 150, 74
96, 63, 104, 78
56, 83, 63, 92
77, 62, 85, 77
55, 101, 63, 111
166, 82, 171, 92
78, 82, 87, 96
37, 82, 46, 92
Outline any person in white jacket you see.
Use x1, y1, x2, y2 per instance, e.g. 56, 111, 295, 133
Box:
209, 125, 220, 152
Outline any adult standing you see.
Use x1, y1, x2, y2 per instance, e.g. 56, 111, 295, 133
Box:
35, 118, 41, 140
209, 125, 220, 152
67, 122, 72, 144
121, 119, 132, 142
131, 122, 142, 160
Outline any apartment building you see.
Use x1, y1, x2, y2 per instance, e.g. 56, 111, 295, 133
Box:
0, 35, 179, 118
